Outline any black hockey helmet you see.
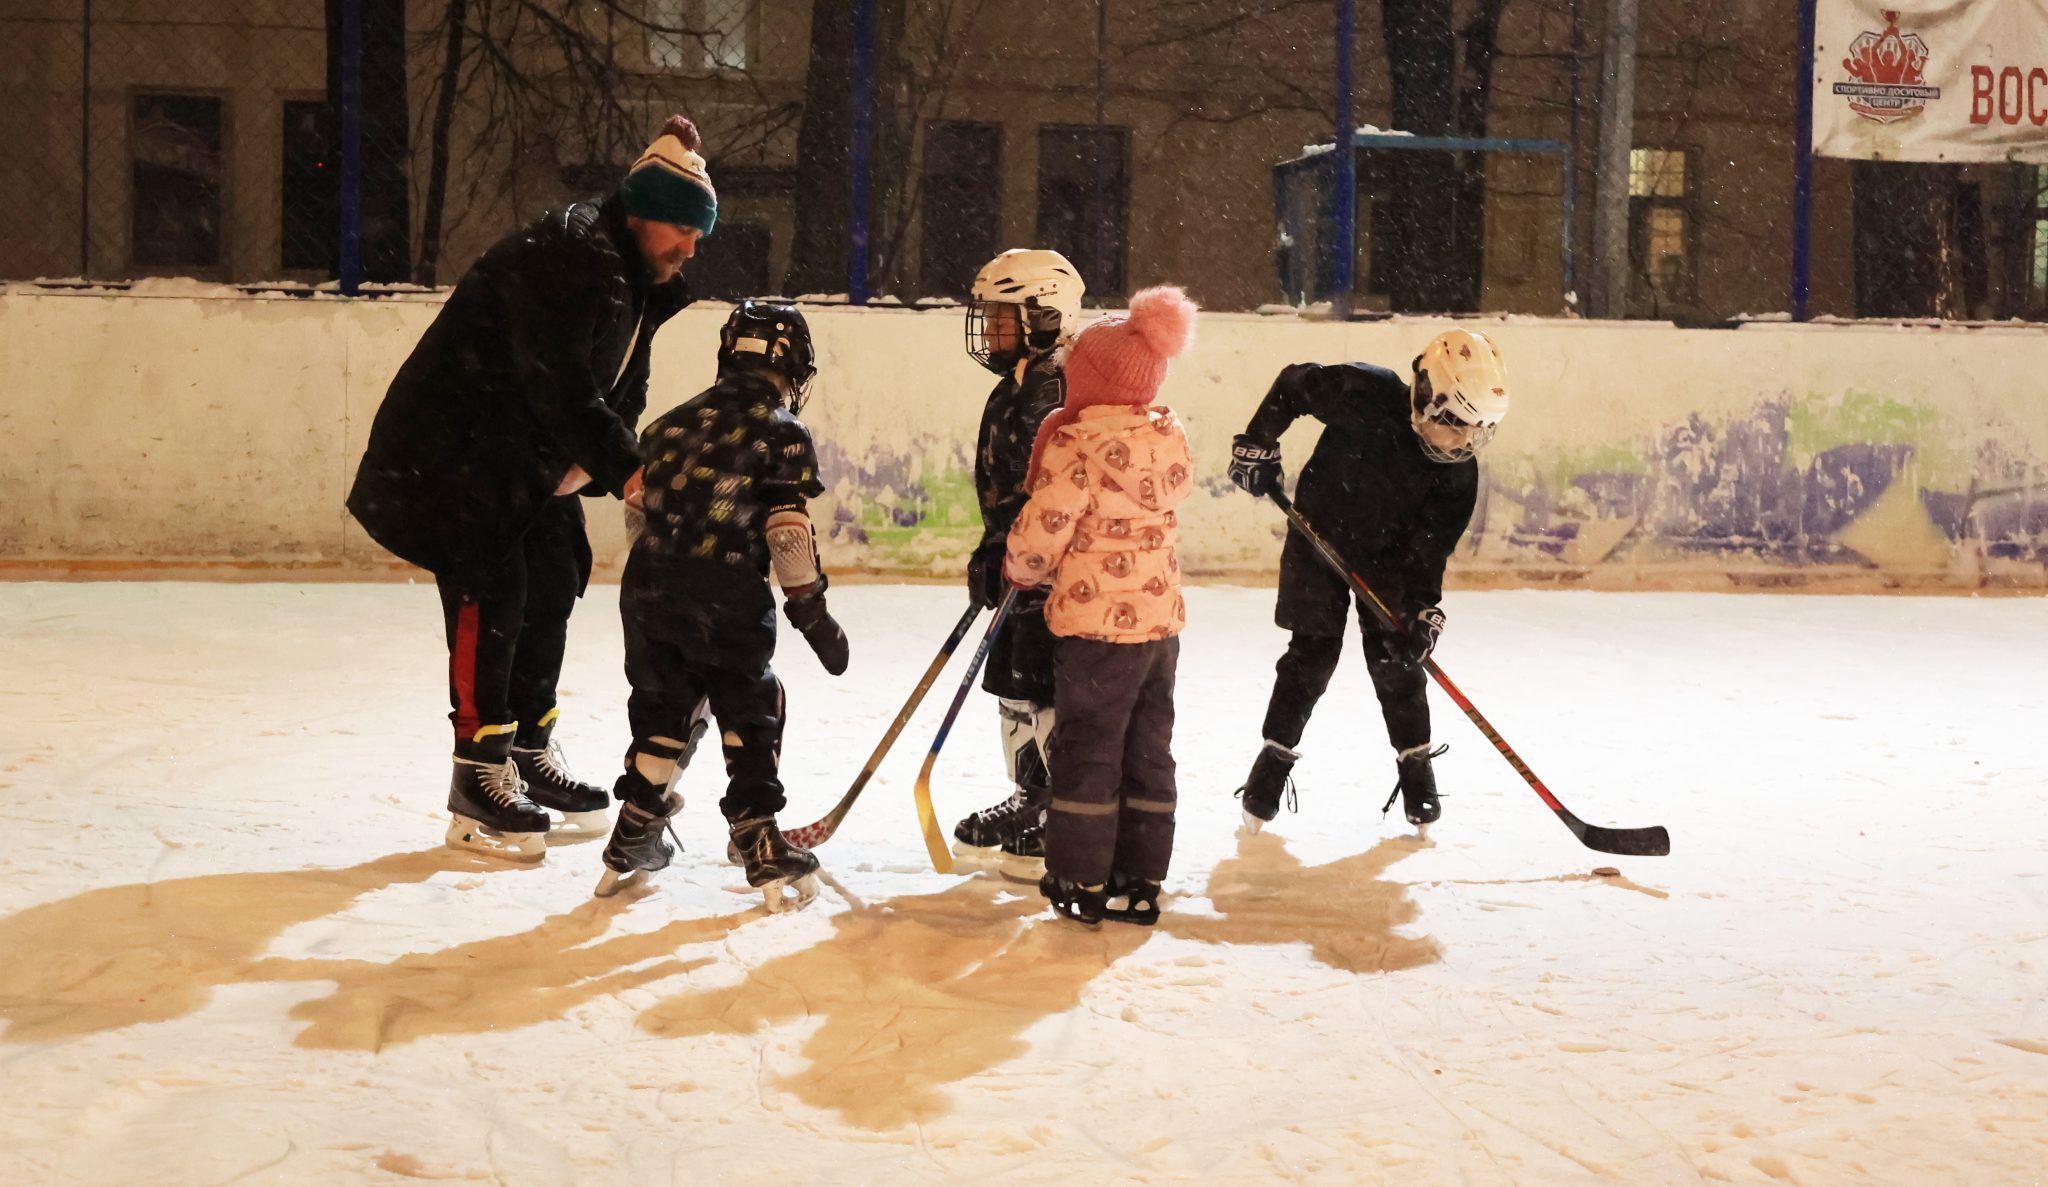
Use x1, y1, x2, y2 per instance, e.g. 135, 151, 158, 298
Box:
719, 300, 818, 408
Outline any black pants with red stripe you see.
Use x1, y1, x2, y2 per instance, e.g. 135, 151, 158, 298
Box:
437, 498, 587, 746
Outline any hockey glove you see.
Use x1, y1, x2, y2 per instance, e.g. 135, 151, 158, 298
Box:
1229, 434, 1283, 497
784, 589, 850, 676
965, 543, 1007, 610
1388, 606, 1446, 667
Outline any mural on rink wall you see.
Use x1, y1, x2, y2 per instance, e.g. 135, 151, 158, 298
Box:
0, 288, 2042, 589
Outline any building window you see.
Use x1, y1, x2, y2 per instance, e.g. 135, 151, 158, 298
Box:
919, 121, 1001, 298
648, 0, 750, 72
132, 93, 225, 269
1628, 147, 1692, 314
281, 100, 338, 274
1035, 125, 1128, 299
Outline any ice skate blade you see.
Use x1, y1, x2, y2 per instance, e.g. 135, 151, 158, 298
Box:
593, 866, 649, 898
760, 872, 819, 914
546, 809, 611, 841
997, 851, 1046, 883
951, 841, 1001, 871
1410, 821, 1432, 844
445, 815, 546, 862
1100, 895, 1161, 927
1237, 809, 1269, 837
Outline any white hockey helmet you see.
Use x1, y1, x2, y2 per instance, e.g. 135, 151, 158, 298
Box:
965, 248, 1086, 373
1411, 328, 1510, 463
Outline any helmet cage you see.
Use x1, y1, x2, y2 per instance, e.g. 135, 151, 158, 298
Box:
965, 298, 1064, 373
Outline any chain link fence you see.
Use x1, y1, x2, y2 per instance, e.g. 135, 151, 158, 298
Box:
1, 1, 2043, 319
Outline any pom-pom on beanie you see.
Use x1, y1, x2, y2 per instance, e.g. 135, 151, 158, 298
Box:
1026, 285, 1197, 478
619, 115, 717, 235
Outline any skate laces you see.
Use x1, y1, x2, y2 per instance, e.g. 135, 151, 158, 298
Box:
965, 788, 1027, 827
524, 740, 575, 784
480, 760, 529, 808
1234, 774, 1297, 815
1382, 744, 1449, 817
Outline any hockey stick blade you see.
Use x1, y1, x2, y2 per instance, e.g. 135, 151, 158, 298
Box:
1269, 491, 1671, 858
1565, 812, 1672, 858
783, 602, 986, 849
913, 590, 1018, 873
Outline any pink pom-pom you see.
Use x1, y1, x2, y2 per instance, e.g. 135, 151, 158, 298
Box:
660, 115, 702, 153
1125, 285, 1197, 360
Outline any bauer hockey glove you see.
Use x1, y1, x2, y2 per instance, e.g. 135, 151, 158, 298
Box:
784, 588, 850, 676
1388, 605, 1446, 667
1229, 434, 1283, 497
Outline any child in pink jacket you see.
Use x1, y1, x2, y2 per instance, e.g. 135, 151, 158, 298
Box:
1004, 285, 1197, 926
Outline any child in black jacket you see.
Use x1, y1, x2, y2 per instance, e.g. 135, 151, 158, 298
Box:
596, 301, 849, 912
1227, 329, 1510, 836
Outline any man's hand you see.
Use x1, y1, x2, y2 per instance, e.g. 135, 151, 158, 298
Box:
622, 467, 646, 509
554, 465, 592, 497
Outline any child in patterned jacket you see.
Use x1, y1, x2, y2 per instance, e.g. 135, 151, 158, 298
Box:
1004, 285, 1197, 927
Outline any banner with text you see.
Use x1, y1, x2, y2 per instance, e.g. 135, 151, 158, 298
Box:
1813, 0, 2048, 161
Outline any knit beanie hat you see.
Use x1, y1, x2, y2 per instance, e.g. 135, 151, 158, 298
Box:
1027, 285, 1197, 479
618, 115, 718, 235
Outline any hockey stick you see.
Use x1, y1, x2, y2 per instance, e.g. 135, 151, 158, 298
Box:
782, 602, 987, 849
1269, 490, 1671, 857
912, 588, 1019, 873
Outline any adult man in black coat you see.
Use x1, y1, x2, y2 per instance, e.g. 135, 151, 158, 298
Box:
1227, 328, 1510, 838
347, 115, 718, 861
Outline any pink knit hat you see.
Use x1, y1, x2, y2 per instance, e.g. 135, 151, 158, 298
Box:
1026, 285, 1197, 482
1061, 285, 1198, 411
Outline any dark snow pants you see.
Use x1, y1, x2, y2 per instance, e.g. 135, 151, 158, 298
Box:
1044, 636, 1179, 886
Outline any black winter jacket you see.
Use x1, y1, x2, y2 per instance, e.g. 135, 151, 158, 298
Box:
347, 195, 691, 585
1246, 361, 1478, 610
973, 354, 1066, 553
622, 371, 825, 674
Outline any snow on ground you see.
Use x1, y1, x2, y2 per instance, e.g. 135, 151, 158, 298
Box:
0, 581, 2044, 1186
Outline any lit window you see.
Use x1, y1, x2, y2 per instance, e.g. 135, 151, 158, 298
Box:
649, 0, 750, 71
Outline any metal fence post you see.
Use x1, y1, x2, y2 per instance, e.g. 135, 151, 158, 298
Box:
1792, 0, 1816, 321
339, 0, 363, 296
1332, 0, 1356, 319
848, 0, 873, 305
1589, 0, 1638, 318
78, 0, 93, 278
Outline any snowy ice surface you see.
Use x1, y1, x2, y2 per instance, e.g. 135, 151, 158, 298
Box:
2, 582, 2045, 1186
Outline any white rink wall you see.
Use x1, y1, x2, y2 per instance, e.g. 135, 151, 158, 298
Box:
3, 282, 2046, 589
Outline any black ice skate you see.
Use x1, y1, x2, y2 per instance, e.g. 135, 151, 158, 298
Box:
996, 812, 1047, 882
953, 789, 1036, 865
1384, 743, 1449, 837
1100, 872, 1162, 927
512, 717, 611, 838
953, 721, 1052, 868
593, 788, 683, 898
1039, 874, 1106, 927
446, 731, 551, 862
1234, 739, 1299, 835
730, 816, 820, 913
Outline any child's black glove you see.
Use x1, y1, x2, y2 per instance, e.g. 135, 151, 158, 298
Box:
784, 590, 850, 675
1381, 606, 1445, 668
1229, 434, 1283, 497
965, 543, 1007, 610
